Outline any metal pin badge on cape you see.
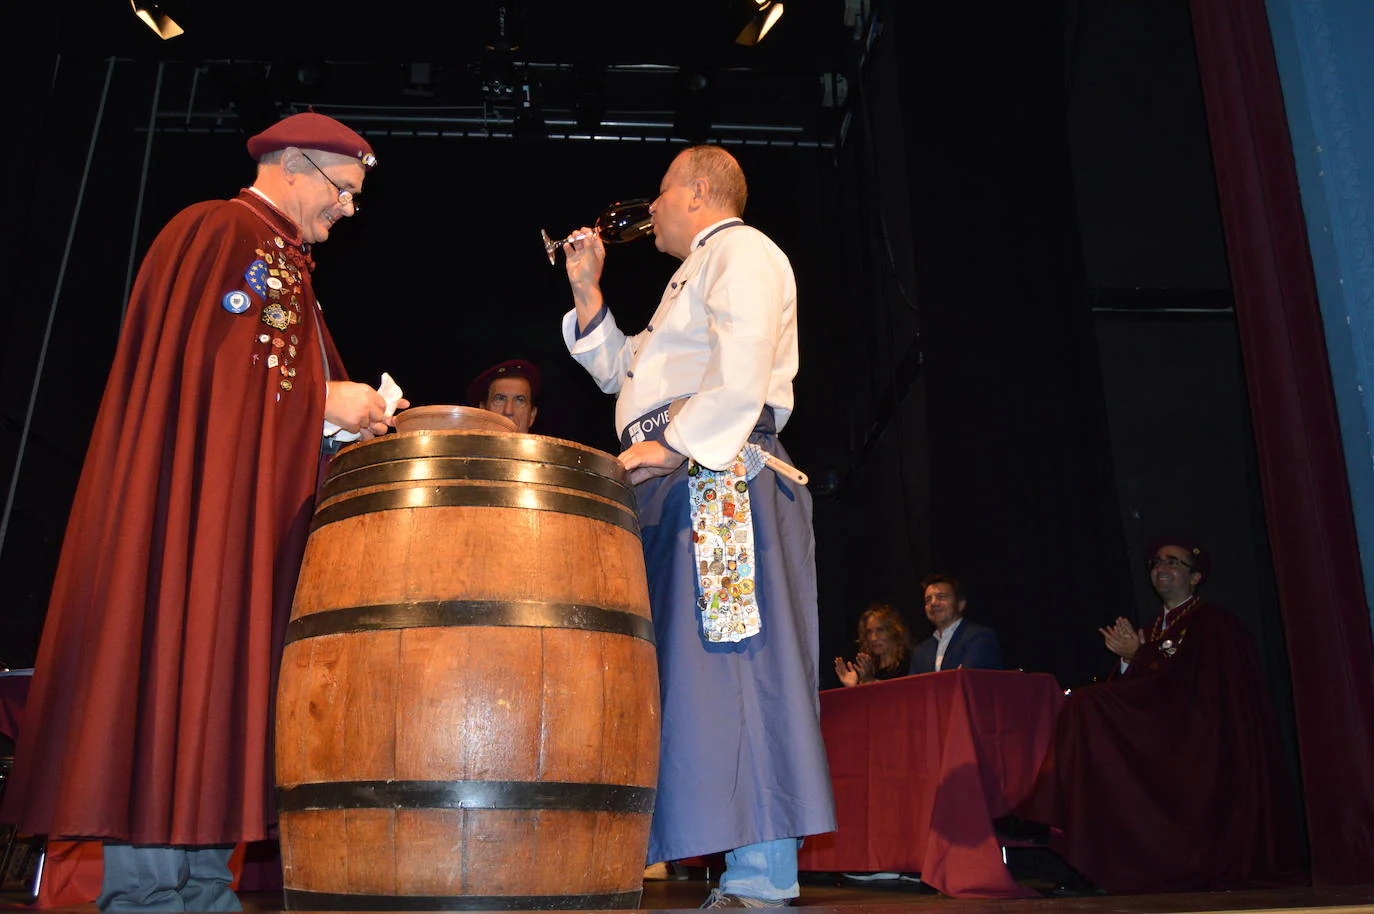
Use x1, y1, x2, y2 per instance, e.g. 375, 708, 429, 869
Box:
222, 290, 251, 314
245, 261, 269, 297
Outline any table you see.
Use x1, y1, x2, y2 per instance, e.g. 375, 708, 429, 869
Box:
798, 669, 1063, 898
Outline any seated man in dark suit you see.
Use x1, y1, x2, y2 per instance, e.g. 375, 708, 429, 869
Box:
909, 574, 1002, 673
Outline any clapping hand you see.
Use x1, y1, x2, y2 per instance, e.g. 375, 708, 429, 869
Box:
833, 652, 876, 687
1099, 616, 1143, 661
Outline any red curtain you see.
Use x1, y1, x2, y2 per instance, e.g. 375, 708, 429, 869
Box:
1189, 0, 1374, 885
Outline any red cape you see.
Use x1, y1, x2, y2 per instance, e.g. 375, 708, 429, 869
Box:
2, 190, 345, 845
1046, 599, 1303, 892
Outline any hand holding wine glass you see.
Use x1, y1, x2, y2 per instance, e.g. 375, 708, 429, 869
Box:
562, 223, 605, 295
541, 199, 654, 265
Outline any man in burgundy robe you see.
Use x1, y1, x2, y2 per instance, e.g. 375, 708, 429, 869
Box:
1046, 539, 1302, 894
0, 113, 401, 911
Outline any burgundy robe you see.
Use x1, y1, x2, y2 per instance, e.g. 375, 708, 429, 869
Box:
1047, 598, 1302, 893
1, 190, 345, 846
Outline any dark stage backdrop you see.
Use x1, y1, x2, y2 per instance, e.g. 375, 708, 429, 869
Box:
882, 1, 1137, 688
809, 6, 930, 672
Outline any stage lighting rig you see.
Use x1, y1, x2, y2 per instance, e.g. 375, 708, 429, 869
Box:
129, 0, 183, 39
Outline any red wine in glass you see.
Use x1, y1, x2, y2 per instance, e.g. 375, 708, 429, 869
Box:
542, 199, 654, 265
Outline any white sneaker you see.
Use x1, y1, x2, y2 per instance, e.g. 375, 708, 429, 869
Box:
700, 888, 790, 908
842, 872, 901, 881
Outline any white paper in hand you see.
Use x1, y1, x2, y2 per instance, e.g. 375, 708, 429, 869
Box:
324, 372, 403, 442
379, 372, 403, 417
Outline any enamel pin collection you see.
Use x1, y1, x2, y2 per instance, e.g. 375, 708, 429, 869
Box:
221, 237, 309, 393
689, 444, 768, 643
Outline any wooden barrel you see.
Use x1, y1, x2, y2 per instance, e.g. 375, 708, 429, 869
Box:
275, 430, 658, 911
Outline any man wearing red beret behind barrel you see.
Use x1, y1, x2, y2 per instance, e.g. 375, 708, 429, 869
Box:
468, 359, 541, 433
0, 112, 404, 911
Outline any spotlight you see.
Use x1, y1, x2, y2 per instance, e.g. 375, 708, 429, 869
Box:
734, 0, 784, 46
130, 0, 184, 39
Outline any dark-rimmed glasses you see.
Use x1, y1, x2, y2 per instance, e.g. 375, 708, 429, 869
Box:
300, 152, 360, 214
1145, 556, 1196, 572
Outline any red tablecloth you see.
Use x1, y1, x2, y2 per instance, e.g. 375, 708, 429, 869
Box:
798, 669, 1063, 898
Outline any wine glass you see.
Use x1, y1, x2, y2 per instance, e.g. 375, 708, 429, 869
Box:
541, 199, 654, 265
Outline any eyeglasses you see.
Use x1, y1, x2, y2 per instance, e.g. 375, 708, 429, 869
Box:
300, 153, 360, 213
1145, 556, 1197, 571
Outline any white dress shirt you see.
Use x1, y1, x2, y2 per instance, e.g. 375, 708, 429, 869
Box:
933, 617, 965, 672
563, 218, 799, 470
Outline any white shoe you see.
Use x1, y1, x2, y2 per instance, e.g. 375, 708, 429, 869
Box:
700, 888, 790, 908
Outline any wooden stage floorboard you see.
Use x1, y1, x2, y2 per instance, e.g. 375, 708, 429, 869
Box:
7, 878, 1374, 912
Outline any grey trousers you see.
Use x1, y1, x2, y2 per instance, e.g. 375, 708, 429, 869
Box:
97, 843, 240, 912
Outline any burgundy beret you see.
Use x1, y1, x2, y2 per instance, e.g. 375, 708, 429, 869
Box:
246, 112, 377, 169
467, 360, 542, 407
1145, 535, 1211, 579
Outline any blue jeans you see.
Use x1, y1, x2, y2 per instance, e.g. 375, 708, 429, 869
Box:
720, 838, 801, 901
98, 844, 240, 912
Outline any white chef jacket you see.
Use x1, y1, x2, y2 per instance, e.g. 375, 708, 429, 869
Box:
562, 218, 799, 470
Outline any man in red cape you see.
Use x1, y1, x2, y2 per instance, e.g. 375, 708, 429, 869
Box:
1, 112, 402, 911
1045, 538, 1302, 893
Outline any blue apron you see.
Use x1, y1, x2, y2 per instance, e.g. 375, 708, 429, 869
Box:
632, 413, 836, 863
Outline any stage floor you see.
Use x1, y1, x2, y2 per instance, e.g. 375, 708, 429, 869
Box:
7, 877, 1374, 913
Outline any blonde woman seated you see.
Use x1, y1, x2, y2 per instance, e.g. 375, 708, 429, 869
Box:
833, 603, 912, 686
